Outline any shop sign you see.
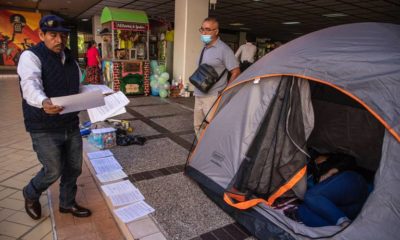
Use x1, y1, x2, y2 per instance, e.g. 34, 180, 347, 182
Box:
113, 22, 148, 31
126, 84, 139, 94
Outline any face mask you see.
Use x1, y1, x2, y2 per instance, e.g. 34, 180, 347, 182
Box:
200, 35, 212, 44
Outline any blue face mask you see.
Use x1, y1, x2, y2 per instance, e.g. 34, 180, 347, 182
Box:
200, 35, 212, 44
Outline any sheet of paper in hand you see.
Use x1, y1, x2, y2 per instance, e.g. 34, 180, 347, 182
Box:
51, 90, 105, 114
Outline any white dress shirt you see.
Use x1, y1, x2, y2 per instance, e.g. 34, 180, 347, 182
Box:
18, 50, 82, 108
235, 42, 257, 63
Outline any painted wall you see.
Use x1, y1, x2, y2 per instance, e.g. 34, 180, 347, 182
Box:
0, 10, 41, 66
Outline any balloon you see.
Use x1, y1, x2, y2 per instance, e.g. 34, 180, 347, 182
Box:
150, 80, 158, 88
150, 60, 158, 68
160, 72, 169, 80
158, 76, 168, 84
154, 66, 162, 75
159, 89, 168, 98
150, 60, 158, 74
151, 88, 159, 96
158, 82, 170, 90
150, 75, 156, 82
163, 82, 170, 90
158, 65, 166, 73
157, 83, 165, 90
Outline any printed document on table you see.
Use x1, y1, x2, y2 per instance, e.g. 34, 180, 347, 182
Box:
87, 150, 113, 160
87, 91, 130, 123
90, 156, 122, 174
101, 180, 137, 196
114, 201, 155, 223
81, 84, 114, 94
51, 90, 105, 114
109, 188, 145, 207
96, 169, 127, 183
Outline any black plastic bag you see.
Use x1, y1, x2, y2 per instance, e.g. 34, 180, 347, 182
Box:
116, 133, 147, 146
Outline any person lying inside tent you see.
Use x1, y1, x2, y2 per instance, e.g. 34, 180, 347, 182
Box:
287, 152, 372, 228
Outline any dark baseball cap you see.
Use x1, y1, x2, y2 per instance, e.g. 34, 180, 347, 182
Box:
39, 15, 70, 32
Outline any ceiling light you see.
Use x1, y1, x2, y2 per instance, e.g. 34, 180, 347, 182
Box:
322, 13, 348, 18
230, 23, 244, 26
282, 21, 300, 25
253, 0, 262, 2
81, 18, 89, 22
240, 27, 251, 30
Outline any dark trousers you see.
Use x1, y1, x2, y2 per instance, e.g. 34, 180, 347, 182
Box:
24, 128, 82, 208
298, 171, 369, 227
240, 60, 252, 72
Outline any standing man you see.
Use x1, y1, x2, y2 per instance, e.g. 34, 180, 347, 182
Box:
194, 17, 240, 137
235, 35, 257, 72
17, 15, 91, 220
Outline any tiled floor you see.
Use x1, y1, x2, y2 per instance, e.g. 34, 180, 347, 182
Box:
0, 75, 53, 239
0, 74, 123, 240
49, 160, 124, 240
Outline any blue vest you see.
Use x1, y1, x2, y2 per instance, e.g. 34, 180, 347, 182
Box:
21, 42, 80, 132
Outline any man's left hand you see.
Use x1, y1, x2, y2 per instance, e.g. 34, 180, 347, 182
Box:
42, 98, 63, 115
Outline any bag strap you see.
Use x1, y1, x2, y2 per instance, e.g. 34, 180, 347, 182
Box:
199, 47, 227, 81
217, 69, 227, 81
198, 47, 206, 65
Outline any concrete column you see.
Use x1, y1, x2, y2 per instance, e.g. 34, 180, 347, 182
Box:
69, 26, 78, 60
239, 31, 247, 46
92, 15, 102, 44
173, 0, 209, 90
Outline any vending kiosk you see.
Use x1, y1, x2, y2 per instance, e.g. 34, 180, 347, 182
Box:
100, 7, 150, 95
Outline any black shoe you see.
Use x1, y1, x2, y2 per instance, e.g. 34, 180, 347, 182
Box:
59, 203, 92, 217
23, 187, 41, 220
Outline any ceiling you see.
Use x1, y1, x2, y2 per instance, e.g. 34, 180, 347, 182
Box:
1, 0, 399, 41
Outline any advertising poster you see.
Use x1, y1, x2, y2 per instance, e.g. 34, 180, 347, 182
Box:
0, 10, 41, 66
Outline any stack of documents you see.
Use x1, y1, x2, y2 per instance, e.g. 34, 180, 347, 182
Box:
114, 201, 155, 223
101, 180, 145, 207
86, 150, 155, 223
87, 150, 127, 182
51, 85, 130, 123
87, 91, 130, 123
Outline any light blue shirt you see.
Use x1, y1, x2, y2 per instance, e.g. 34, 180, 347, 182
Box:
194, 38, 239, 96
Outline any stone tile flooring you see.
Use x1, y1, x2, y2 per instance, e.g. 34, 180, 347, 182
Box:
0, 75, 53, 239
0, 75, 123, 240
49, 160, 124, 240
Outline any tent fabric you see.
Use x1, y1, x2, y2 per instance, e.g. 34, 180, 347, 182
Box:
230, 22, 400, 139
232, 77, 312, 202
187, 23, 400, 239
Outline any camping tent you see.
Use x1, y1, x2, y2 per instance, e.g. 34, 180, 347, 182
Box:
186, 22, 400, 239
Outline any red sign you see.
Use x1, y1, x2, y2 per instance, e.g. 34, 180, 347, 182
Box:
112, 22, 148, 31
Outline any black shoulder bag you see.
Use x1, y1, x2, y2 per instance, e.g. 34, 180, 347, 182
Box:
189, 47, 227, 93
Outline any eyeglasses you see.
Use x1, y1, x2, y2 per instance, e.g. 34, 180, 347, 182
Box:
199, 28, 217, 33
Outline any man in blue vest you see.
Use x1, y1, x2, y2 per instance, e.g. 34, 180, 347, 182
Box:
17, 15, 91, 220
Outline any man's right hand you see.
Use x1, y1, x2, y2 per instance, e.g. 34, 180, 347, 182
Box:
42, 99, 63, 115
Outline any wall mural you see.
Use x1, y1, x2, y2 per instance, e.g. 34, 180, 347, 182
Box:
0, 10, 41, 66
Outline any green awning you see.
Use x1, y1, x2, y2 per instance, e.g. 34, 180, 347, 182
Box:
101, 7, 149, 24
